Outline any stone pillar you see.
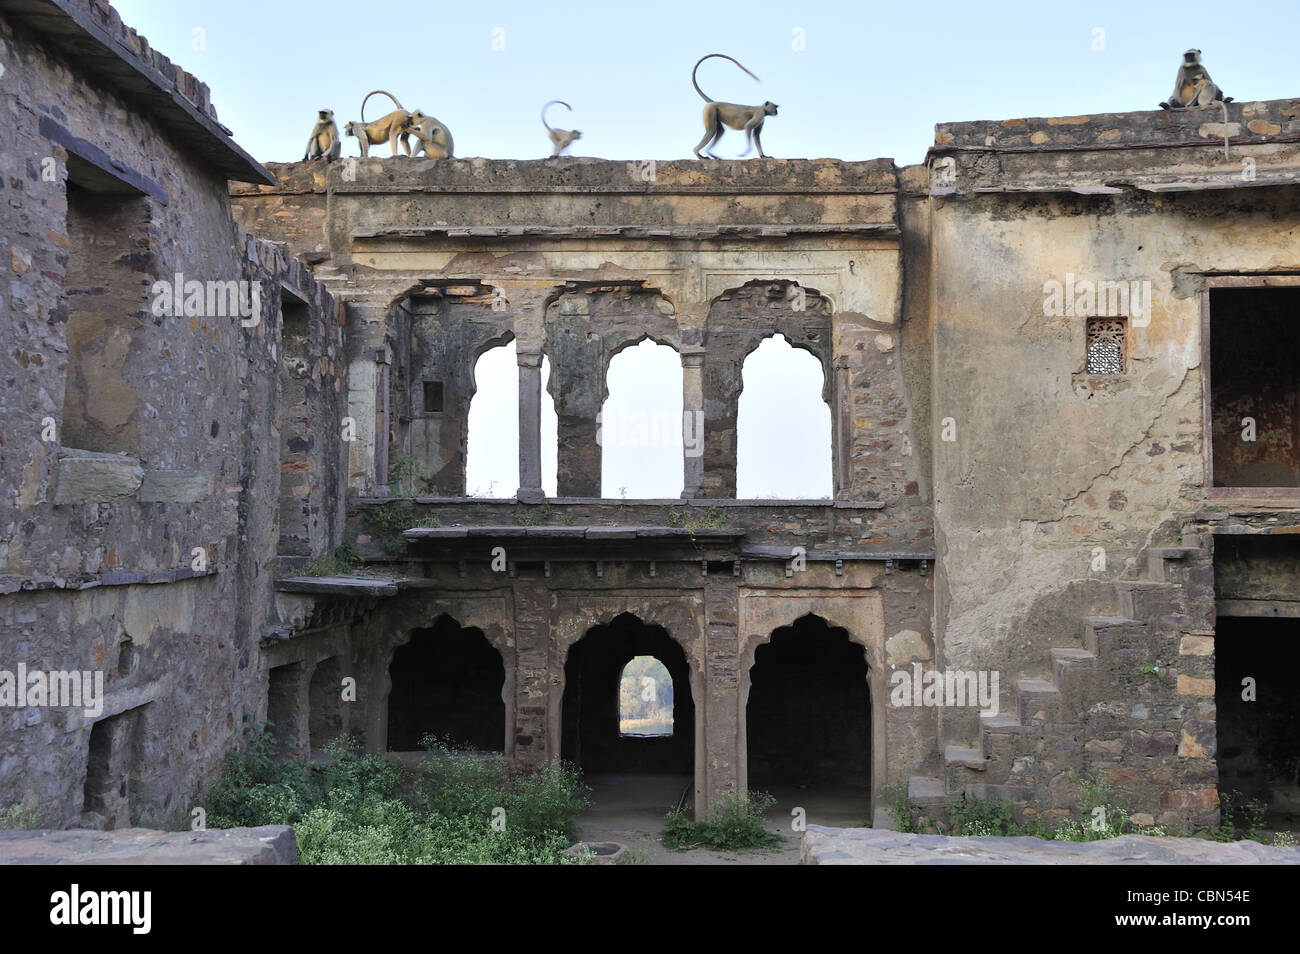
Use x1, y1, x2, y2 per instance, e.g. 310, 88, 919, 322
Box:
549, 320, 603, 497
512, 578, 550, 768
373, 346, 391, 497
681, 347, 706, 499
516, 350, 544, 503
342, 300, 388, 496
704, 574, 741, 810
834, 355, 852, 498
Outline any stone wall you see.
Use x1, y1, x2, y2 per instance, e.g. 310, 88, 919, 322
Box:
0, 7, 343, 827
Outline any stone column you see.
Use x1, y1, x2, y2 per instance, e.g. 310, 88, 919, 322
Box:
834, 355, 852, 498
373, 346, 391, 497
681, 347, 706, 499
704, 573, 741, 810
512, 578, 550, 768
517, 350, 545, 503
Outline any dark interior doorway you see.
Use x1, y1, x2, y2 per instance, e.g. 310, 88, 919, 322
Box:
1216, 615, 1300, 830
747, 614, 871, 790
387, 615, 505, 751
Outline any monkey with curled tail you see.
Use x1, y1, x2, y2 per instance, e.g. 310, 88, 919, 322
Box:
691, 53, 778, 159
344, 90, 412, 158
542, 100, 581, 157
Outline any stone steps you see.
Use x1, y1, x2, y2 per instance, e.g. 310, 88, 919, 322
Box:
933, 537, 1212, 814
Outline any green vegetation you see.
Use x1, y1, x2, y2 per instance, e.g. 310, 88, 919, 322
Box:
663, 504, 729, 532
662, 791, 782, 851
370, 501, 441, 554
618, 655, 673, 737
387, 455, 429, 498
300, 539, 362, 576
881, 782, 920, 834
514, 501, 553, 526
203, 721, 589, 864
888, 773, 1300, 845
1209, 790, 1268, 843
947, 793, 1037, 837
0, 793, 45, 830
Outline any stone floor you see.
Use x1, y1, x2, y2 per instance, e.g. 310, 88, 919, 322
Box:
574, 774, 871, 864
0, 826, 297, 864
802, 825, 1300, 864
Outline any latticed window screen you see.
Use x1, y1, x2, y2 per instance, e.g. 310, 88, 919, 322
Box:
1086, 317, 1127, 374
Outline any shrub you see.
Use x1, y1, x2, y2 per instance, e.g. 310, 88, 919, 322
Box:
203, 724, 587, 864
662, 791, 782, 851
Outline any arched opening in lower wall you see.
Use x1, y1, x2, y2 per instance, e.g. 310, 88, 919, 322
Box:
562, 613, 695, 819
746, 614, 872, 824
386, 615, 506, 752
308, 657, 346, 759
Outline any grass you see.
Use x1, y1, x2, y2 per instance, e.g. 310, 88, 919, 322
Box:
662, 791, 783, 851
368, 502, 440, 554
300, 539, 362, 576
0, 793, 45, 830
202, 720, 589, 864
514, 501, 553, 526
891, 773, 1299, 846
664, 504, 729, 532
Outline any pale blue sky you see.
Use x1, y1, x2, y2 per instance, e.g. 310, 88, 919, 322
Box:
116, 0, 1299, 167
109, 0, 1299, 497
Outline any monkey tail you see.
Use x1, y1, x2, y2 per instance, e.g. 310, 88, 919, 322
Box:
1218, 98, 1230, 159
361, 90, 404, 123
541, 100, 571, 134
692, 53, 760, 103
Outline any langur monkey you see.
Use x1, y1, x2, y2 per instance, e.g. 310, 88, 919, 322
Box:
542, 100, 581, 157
344, 90, 412, 157
1160, 49, 1233, 109
405, 110, 455, 158
692, 53, 778, 159
303, 109, 341, 161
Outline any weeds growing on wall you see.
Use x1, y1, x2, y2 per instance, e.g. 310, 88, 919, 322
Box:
203, 721, 589, 864
301, 539, 362, 576
662, 791, 782, 851
387, 455, 429, 498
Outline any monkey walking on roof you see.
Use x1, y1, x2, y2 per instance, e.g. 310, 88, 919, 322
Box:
691, 53, 778, 159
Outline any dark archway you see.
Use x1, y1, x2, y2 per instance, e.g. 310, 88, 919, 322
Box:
562, 613, 694, 774
387, 615, 505, 751
747, 614, 871, 789
309, 657, 345, 757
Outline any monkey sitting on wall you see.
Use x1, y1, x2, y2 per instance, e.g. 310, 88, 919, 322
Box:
1159, 49, 1233, 109
691, 53, 778, 159
303, 109, 340, 161
404, 110, 455, 159
344, 90, 412, 157
542, 100, 581, 157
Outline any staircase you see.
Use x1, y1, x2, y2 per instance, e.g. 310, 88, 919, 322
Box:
907, 532, 1220, 830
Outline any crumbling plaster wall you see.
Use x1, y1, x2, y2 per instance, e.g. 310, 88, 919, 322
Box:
928, 184, 1300, 732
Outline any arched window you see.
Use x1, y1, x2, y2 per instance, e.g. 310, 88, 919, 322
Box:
618, 655, 673, 738
465, 339, 558, 496
600, 338, 684, 498
736, 335, 832, 499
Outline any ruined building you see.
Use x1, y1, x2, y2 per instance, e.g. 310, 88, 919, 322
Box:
3, 0, 1300, 834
